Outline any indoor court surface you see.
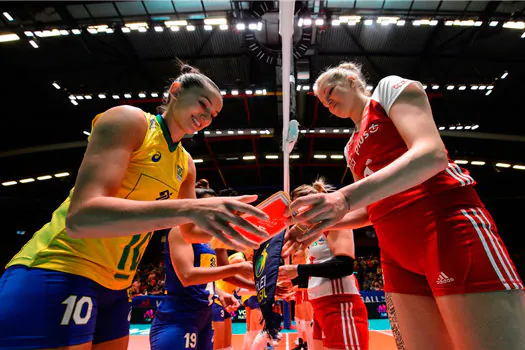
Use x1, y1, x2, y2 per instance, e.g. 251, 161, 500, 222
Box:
128, 320, 396, 349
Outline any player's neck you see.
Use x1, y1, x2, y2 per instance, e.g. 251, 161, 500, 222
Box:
161, 112, 185, 143
349, 94, 370, 130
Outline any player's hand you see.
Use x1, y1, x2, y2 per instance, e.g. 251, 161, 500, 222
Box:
218, 292, 240, 313
282, 224, 320, 257
286, 191, 349, 241
278, 265, 298, 281
275, 281, 297, 301
189, 195, 269, 250
236, 261, 254, 279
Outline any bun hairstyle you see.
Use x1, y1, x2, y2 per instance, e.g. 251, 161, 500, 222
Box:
337, 62, 361, 73
179, 63, 201, 75
291, 177, 335, 201
195, 178, 210, 189
312, 179, 327, 193
158, 59, 221, 113
313, 61, 370, 97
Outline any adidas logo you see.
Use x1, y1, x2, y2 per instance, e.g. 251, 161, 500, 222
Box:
436, 272, 455, 285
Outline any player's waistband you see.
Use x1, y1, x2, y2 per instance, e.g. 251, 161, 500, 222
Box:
162, 293, 211, 309
370, 185, 482, 225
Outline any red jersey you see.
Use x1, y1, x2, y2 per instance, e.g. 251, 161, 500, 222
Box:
344, 76, 476, 223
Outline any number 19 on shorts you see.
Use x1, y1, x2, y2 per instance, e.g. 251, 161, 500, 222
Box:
184, 332, 197, 348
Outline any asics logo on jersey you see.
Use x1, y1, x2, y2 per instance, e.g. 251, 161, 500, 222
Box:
354, 123, 379, 156
436, 272, 455, 285
152, 152, 161, 162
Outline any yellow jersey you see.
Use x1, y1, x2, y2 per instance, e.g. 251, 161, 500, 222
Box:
7, 111, 189, 290
210, 239, 257, 303
214, 252, 244, 305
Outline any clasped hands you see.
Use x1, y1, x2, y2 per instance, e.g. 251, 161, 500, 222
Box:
282, 191, 349, 257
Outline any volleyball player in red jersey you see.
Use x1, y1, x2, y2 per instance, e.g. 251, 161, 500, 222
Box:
281, 179, 368, 350
286, 62, 525, 349
290, 249, 314, 349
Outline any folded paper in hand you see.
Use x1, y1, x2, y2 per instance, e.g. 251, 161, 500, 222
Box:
233, 191, 290, 243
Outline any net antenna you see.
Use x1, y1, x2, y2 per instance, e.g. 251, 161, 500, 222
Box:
280, 0, 297, 194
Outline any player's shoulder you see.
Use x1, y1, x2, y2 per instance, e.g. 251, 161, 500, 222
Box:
92, 105, 147, 133
101, 105, 146, 123
372, 76, 424, 114
375, 75, 411, 92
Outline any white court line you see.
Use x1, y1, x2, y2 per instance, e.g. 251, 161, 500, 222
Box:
286, 333, 290, 350
374, 330, 394, 337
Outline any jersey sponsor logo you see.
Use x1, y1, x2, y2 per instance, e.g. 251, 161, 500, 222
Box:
156, 190, 172, 200
363, 159, 375, 177
392, 79, 408, 89
354, 123, 379, 156
152, 151, 162, 162
311, 236, 326, 247
176, 165, 183, 182
348, 157, 357, 170
436, 272, 455, 285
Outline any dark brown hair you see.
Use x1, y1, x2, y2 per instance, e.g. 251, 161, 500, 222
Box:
158, 59, 221, 113
195, 178, 210, 189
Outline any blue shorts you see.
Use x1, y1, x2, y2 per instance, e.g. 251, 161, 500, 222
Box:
212, 302, 231, 322
150, 296, 213, 350
243, 295, 260, 309
0, 265, 130, 349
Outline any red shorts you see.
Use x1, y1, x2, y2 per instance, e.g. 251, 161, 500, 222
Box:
311, 294, 368, 350
295, 290, 303, 305
374, 188, 523, 296
295, 290, 309, 305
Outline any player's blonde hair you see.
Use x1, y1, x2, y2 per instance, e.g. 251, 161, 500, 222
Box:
314, 61, 370, 97
291, 177, 335, 200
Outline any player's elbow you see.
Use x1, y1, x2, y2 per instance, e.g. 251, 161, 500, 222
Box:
178, 272, 194, 287
427, 147, 448, 173
66, 211, 99, 238
65, 214, 86, 238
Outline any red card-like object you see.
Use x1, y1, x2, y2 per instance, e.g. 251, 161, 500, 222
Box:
233, 191, 290, 243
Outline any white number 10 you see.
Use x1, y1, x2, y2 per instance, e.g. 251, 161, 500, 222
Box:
60, 295, 93, 326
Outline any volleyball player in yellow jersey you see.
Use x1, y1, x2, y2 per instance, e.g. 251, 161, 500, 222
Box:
0, 64, 269, 350
234, 250, 266, 350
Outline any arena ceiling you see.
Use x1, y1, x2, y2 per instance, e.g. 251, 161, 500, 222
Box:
0, 0, 524, 198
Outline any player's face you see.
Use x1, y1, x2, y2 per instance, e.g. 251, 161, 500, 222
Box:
171, 84, 223, 134
318, 78, 357, 120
